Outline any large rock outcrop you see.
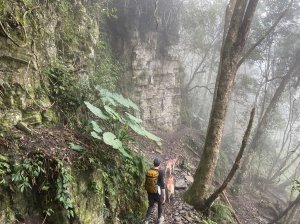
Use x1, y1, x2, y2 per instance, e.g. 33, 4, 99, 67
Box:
108, 0, 183, 131
0, 0, 114, 132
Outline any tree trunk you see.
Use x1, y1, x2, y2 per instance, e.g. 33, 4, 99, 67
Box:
202, 108, 255, 211
183, 0, 259, 209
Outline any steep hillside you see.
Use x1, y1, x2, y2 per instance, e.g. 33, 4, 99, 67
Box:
0, 0, 153, 223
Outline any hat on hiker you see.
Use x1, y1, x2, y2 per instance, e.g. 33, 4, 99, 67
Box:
153, 158, 160, 167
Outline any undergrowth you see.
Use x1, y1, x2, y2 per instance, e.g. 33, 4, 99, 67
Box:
1, 153, 75, 219
209, 201, 234, 224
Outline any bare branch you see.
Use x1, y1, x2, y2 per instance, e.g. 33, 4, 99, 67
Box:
203, 108, 256, 210
188, 85, 214, 94
184, 32, 220, 90
269, 195, 300, 224
237, 0, 294, 67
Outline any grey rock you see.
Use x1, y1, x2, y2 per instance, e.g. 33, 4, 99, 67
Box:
175, 178, 188, 189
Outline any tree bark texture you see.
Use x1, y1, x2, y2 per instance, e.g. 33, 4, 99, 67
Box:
183, 0, 259, 209
203, 108, 255, 211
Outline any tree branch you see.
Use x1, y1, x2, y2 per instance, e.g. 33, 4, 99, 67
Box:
268, 194, 300, 224
184, 33, 220, 90
0, 21, 24, 47
187, 85, 214, 94
237, 0, 293, 67
235, 0, 260, 53
203, 108, 256, 210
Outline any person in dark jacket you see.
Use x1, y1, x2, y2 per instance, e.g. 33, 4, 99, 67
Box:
143, 158, 165, 224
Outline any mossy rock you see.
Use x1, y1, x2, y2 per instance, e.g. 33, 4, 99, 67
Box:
0, 109, 22, 131
41, 109, 56, 123
0, 187, 16, 223
71, 170, 106, 224
22, 111, 42, 126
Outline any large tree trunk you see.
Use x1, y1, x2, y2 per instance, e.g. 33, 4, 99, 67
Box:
183, 0, 259, 210
203, 108, 255, 211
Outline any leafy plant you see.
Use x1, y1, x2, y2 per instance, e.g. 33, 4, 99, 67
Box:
84, 87, 161, 158
0, 154, 10, 185
293, 180, 300, 192
7, 154, 75, 219
11, 156, 46, 192
45, 60, 82, 121
56, 163, 74, 218
69, 143, 84, 152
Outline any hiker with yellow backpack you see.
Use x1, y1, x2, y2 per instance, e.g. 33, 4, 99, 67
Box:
143, 158, 165, 224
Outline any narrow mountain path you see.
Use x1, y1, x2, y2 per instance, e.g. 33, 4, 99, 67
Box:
134, 127, 204, 223
135, 126, 278, 224
145, 163, 203, 224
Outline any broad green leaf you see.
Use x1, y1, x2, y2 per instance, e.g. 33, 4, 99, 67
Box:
84, 101, 109, 120
144, 131, 161, 142
102, 132, 131, 158
103, 132, 123, 149
101, 95, 117, 106
91, 131, 102, 140
125, 112, 142, 123
104, 105, 123, 122
91, 121, 103, 133
127, 121, 161, 142
127, 121, 147, 136
96, 87, 139, 111
69, 143, 83, 152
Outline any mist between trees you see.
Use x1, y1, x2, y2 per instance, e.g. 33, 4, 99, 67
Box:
0, 0, 300, 223
176, 0, 300, 222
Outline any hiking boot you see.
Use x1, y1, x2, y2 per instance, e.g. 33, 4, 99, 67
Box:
158, 216, 164, 224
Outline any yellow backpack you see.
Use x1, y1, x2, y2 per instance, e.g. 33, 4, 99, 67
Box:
145, 169, 159, 193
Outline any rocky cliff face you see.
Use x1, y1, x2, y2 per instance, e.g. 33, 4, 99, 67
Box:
0, 0, 115, 132
108, 0, 182, 131
0, 1, 146, 223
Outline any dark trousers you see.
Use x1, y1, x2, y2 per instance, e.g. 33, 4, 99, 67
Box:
145, 193, 164, 220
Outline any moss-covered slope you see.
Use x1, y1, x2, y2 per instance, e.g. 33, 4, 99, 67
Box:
0, 127, 147, 224
0, 1, 147, 223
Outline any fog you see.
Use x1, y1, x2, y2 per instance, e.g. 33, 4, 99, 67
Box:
175, 0, 300, 222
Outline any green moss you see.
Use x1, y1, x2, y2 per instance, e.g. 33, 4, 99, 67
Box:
21, 0, 34, 7
41, 110, 56, 123
210, 201, 234, 224
72, 171, 105, 223
22, 111, 42, 126
0, 0, 7, 18
0, 109, 22, 131
0, 147, 146, 223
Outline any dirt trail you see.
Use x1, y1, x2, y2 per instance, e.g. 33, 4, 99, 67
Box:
137, 126, 279, 224
136, 126, 204, 223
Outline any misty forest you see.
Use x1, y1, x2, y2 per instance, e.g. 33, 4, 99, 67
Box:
0, 0, 300, 223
